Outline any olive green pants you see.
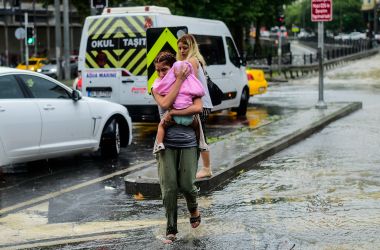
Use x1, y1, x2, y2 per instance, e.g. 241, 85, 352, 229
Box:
157, 147, 199, 235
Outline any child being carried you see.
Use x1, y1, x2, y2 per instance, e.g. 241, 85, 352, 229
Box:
152, 60, 208, 154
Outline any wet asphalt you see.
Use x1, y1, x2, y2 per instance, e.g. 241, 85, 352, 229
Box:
1, 51, 380, 249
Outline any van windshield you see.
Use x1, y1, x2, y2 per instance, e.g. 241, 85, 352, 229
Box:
85, 15, 150, 76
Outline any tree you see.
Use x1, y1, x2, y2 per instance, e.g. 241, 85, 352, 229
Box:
285, 0, 365, 33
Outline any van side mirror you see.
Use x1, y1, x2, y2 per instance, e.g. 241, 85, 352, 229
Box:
72, 89, 82, 101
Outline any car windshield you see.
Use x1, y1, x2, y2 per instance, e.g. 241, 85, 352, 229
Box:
28, 60, 37, 65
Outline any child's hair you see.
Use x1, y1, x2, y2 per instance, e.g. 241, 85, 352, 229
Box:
154, 51, 176, 67
176, 34, 206, 67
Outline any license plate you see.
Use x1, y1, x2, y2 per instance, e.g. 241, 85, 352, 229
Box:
88, 91, 111, 98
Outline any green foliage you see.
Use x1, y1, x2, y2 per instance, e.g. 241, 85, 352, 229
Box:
285, 0, 365, 32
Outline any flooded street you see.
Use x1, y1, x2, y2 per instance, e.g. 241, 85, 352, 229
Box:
1, 53, 380, 249
201, 54, 380, 249
53, 54, 380, 250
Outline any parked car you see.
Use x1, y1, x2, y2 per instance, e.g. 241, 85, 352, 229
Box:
375, 33, 380, 44
16, 57, 49, 72
0, 67, 132, 167
37, 58, 78, 79
349, 32, 366, 40
246, 69, 268, 96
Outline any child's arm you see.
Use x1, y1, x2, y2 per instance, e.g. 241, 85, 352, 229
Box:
169, 98, 203, 116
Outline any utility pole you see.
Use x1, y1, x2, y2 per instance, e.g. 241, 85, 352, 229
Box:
63, 0, 70, 80
19, 2, 23, 65
54, 0, 61, 79
46, 4, 50, 57
374, 3, 378, 35
33, 0, 37, 56
4, 0, 9, 66
24, 13, 29, 69
316, 21, 326, 109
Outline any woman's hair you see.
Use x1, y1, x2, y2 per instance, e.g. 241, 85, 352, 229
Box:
176, 34, 206, 67
154, 51, 176, 67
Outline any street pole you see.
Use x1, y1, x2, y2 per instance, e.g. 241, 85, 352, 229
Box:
278, 32, 282, 72
24, 13, 29, 69
54, 0, 61, 80
33, 0, 37, 56
316, 21, 327, 109
374, 3, 378, 36
4, 0, 9, 66
63, 0, 70, 80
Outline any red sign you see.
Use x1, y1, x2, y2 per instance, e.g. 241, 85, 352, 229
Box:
311, 0, 333, 22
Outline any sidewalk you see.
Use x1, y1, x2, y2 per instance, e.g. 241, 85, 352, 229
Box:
125, 102, 362, 197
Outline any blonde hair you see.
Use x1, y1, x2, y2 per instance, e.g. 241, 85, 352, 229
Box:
176, 34, 206, 67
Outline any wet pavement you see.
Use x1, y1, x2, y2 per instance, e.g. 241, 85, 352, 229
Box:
125, 102, 361, 197
1, 51, 380, 249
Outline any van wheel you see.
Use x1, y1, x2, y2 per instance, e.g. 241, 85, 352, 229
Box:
100, 119, 121, 158
235, 88, 249, 117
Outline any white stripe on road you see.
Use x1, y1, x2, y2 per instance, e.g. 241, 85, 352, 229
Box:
0, 159, 156, 215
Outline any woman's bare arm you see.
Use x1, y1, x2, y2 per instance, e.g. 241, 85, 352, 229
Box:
188, 57, 199, 79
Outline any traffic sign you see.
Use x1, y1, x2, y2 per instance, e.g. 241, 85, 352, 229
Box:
311, 0, 333, 22
146, 26, 188, 93
91, 0, 108, 9
15, 27, 26, 40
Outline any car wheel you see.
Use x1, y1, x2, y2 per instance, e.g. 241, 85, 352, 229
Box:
234, 88, 249, 117
100, 119, 121, 158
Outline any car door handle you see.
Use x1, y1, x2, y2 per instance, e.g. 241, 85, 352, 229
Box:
122, 80, 134, 83
0, 106, 5, 112
43, 105, 55, 110
221, 72, 226, 76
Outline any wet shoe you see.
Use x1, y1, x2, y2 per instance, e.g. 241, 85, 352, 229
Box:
153, 142, 165, 154
162, 234, 176, 244
196, 167, 212, 179
190, 210, 201, 228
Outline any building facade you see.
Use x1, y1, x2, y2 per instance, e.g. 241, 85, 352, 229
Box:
0, 0, 83, 67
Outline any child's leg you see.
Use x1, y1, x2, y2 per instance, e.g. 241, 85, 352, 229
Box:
156, 121, 165, 144
153, 120, 167, 154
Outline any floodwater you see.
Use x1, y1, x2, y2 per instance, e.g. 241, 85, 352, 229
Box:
58, 54, 380, 249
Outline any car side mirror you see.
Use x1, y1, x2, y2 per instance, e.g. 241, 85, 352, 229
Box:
72, 89, 82, 101
240, 57, 247, 67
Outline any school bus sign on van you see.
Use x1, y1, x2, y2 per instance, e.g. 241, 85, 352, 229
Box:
84, 15, 148, 75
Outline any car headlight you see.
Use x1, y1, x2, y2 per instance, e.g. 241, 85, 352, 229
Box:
51, 68, 57, 72
37, 69, 42, 72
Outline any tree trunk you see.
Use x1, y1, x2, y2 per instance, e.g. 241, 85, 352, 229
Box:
253, 17, 262, 59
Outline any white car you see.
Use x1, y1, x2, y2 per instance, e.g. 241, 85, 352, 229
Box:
0, 67, 132, 167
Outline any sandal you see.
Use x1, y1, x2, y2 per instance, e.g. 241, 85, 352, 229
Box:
190, 214, 201, 228
153, 142, 165, 154
162, 234, 176, 244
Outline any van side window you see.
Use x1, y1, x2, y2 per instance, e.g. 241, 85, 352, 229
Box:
226, 37, 240, 67
194, 35, 226, 65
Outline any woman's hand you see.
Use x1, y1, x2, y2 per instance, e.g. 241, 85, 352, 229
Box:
174, 64, 190, 81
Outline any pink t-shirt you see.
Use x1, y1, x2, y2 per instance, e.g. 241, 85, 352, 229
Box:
152, 61, 205, 110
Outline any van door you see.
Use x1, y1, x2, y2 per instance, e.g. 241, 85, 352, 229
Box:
195, 35, 232, 111
225, 37, 245, 108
